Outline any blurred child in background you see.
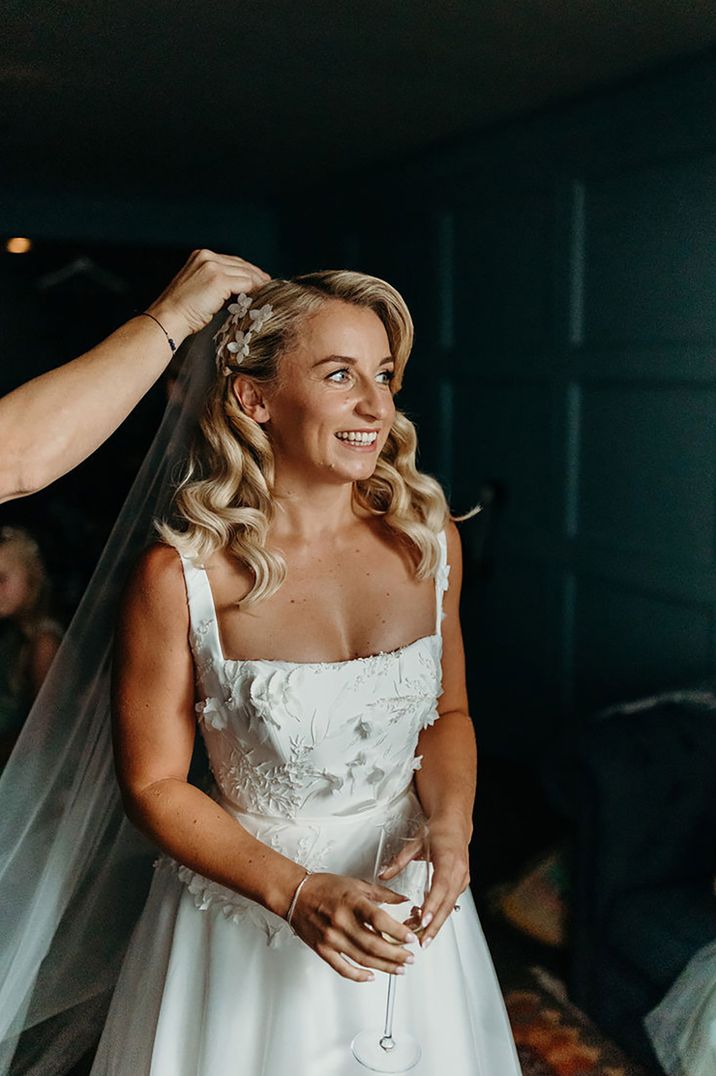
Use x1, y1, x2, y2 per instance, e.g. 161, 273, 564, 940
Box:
0, 526, 62, 768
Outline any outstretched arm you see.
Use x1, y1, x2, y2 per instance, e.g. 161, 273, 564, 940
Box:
0, 250, 270, 504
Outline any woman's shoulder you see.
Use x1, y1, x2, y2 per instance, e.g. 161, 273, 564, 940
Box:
443, 518, 461, 555
135, 539, 183, 571
442, 519, 463, 585
125, 541, 187, 605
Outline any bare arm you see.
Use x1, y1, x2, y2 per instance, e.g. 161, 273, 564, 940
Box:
0, 250, 270, 503
413, 519, 477, 841
381, 520, 476, 947
113, 544, 419, 982
112, 544, 306, 919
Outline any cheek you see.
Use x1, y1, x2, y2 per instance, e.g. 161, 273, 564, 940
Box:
8, 575, 30, 605
382, 398, 397, 433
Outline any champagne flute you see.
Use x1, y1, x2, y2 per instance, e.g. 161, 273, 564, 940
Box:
351, 813, 431, 1072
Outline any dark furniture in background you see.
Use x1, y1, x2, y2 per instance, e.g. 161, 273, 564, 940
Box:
555, 686, 716, 1068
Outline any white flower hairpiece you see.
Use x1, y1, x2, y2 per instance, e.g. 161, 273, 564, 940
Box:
213, 293, 273, 376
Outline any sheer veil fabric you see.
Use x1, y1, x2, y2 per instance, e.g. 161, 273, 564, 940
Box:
644, 937, 716, 1076
0, 318, 220, 1075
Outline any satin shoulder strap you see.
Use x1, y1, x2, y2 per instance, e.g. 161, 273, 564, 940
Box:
178, 554, 224, 671
434, 528, 451, 636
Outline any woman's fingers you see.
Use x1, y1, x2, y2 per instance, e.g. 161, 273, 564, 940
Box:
361, 900, 417, 947
290, 874, 420, 982
318, 945, 375, 983
339, 932, 413, 976
420, 892, 456, 948
147, 249, 272, 338
377, 837, 423, 881
189, 250, 271, 296
189, 248, 271, 281
419, 866, 469, 948
368, 883, 410, 906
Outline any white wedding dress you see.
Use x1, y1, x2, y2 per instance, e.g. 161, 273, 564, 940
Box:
91, 529, 522, 1075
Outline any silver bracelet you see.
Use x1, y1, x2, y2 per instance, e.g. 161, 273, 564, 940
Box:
286, 869, 313, 932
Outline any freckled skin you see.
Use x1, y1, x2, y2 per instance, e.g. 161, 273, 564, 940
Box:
114, 297, 475, 977
201, 302, 439, 662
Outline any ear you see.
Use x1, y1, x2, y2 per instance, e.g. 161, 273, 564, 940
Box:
231, 375, 271, 424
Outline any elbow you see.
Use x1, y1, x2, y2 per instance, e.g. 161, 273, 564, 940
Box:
120, 776, 182, 832
0, 460, 38, 503
121, 787, 147, 829
1, 432, 68, 501
17, 453, 57, 499
120, 784, 149, 831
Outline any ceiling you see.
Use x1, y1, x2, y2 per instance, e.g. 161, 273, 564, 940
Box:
3, 1, 716, 204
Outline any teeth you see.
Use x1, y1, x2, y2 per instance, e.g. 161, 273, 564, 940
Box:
336, 431, 377, 444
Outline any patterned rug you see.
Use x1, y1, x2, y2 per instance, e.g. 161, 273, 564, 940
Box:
504, 967, 654, 1076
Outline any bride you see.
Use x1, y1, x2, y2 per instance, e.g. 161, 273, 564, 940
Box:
1, 266, 522, 1074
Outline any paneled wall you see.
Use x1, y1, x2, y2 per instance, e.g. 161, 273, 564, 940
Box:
280, 53, 716, 758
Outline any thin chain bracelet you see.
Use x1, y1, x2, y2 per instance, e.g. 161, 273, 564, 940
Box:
286, 869, 314, 933
137, 310, 177, 353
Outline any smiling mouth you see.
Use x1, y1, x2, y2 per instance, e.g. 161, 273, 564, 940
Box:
334, 431, 379, 450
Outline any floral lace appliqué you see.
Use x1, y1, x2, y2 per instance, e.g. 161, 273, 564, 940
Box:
154, 856, 298, 949
196, 696, 228, 732
211, 735, 346, 818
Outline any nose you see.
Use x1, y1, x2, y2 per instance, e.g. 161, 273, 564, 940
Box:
354, 374, 393, 422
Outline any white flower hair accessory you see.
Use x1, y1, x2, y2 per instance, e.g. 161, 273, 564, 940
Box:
213, 292, 274, 376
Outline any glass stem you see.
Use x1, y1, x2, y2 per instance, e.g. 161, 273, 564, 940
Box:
379, 976, 397, 1051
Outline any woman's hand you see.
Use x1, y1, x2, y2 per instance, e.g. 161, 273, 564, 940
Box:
288, 872, 419, 983
146, 249, 271, 340
377, 818, 470, 949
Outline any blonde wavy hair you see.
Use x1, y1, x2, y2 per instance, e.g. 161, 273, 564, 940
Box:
159, 270, 476, 607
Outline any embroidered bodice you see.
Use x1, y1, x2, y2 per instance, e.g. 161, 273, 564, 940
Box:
185, 529, 450, 820
157, 528, 451, 946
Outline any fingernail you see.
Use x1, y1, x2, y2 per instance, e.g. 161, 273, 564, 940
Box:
422, 936, 433, 949
421, 911, 433, 927
395, 966, 406, 975
405, 932, 418, 943
366, 973, 375, 981
377, 868, 387, 877
404, 954, 415, 964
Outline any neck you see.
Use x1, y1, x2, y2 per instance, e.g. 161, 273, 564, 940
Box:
269, 470, 367, 543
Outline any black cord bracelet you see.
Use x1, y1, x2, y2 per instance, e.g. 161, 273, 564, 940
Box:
138, 311, 177, 353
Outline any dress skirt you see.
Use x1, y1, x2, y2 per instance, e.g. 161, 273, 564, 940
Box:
90, 845, 521, 1075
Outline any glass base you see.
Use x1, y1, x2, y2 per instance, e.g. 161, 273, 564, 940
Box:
351, 1027, 422, 1072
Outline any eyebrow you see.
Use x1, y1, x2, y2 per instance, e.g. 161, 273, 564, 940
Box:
312, 354, 394, 368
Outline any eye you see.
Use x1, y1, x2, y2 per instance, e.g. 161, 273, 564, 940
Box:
326, 367, 395, 384
327, 368, 350, 383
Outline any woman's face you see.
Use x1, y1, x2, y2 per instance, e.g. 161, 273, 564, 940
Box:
0, 548, 31, 620
246, 300, 397, 485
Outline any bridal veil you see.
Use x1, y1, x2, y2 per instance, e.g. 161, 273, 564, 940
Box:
0, 318, 219, 1075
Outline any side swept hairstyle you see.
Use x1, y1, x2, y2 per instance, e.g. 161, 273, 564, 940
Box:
159, 270, 472, 607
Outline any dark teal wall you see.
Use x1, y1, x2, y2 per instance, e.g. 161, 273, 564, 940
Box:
280, 53, 716, 759
0, 190, 278, 253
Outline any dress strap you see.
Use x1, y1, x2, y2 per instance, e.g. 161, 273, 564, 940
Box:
434, 528, 451, 636
177, 554, 224, 666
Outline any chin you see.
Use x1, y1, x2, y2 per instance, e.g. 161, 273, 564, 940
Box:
329, 460, 378, 484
